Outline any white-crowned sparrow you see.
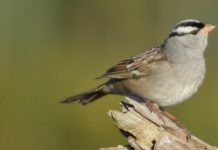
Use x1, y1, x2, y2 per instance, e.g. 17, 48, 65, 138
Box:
61, 19, 215, 108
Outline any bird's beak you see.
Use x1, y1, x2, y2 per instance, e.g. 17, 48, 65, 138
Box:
202, 24, 216, 33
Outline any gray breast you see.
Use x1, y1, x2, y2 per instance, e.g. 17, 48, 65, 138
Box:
113, 57, 206, 107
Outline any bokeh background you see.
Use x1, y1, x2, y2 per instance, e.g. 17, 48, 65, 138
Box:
0, 0, 218, 150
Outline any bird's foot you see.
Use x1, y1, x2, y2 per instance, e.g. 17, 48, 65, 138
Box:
162, 110, 192, 141
145, 100, 191, 140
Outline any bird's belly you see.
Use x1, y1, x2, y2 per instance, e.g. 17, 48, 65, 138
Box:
111, 60, 205, 107
117, 68, 204, 107
146, 81, 200, 106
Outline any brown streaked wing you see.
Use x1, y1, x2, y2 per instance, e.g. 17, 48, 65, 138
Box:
97, 47, 167, 79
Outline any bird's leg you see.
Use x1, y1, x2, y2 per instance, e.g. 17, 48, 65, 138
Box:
145, 100, 165, 125
145, 100, 161, 114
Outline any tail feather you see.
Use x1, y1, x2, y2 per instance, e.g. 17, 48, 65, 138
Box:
60, 84, 109, 105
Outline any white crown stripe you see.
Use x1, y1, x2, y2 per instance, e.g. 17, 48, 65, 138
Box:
179, 19, 200, 23
173, 26, 198, 34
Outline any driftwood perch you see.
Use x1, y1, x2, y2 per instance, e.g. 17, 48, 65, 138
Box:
100, 97, 218, 150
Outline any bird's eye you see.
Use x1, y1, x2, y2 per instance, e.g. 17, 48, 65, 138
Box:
191, 30, 198, 35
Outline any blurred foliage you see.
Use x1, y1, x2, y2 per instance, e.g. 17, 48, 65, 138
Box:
0, 0, 218, 150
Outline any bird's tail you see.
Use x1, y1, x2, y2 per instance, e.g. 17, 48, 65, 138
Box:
60, 84, 110, 105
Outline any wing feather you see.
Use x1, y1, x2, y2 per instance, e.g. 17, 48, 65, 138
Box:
98, 47, 167, 79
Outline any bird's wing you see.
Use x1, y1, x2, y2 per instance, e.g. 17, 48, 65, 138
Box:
97, 47, 167, 79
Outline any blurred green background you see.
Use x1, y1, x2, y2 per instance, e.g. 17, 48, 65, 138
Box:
0, 0, 218, 149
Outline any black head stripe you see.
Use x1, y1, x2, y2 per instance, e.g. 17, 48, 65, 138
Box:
175, 21, 205, 30
169, 20, 205, 37
169, 32, 185, 37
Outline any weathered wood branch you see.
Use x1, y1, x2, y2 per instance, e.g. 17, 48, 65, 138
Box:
100, 97, 218, 150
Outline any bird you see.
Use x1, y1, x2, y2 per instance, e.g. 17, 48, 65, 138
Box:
61, 19, 215, 111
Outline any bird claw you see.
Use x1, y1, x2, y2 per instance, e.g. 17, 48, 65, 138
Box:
174, 119, 192, 141
145, 100, 192, 140
162, 110, 192, 140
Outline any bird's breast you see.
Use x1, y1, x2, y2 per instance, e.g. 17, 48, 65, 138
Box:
113, 58, 206, 107
149, 58, 206, 106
